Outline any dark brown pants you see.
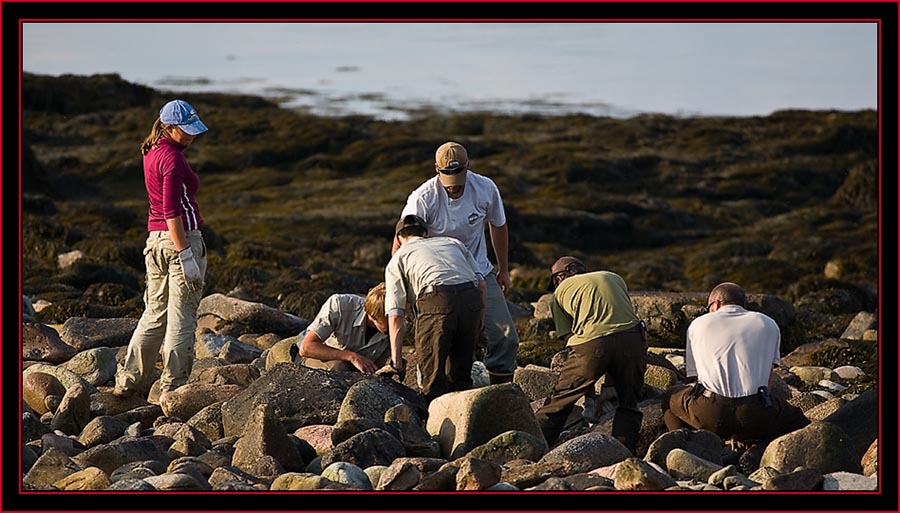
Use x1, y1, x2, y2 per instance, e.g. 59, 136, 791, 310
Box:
414, 287, 483, 401
662, 383, 810, 442
535, 325, 648, 451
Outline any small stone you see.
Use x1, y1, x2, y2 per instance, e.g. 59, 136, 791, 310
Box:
817, 380, 847, 393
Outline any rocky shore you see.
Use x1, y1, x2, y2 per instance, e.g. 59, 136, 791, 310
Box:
19, 73, 880, 495
22, 290, 878, 493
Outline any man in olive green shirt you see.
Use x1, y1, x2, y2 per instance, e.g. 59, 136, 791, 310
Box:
535, 256, 648, 452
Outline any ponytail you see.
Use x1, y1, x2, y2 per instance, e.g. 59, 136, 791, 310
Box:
140, 118, 167, 156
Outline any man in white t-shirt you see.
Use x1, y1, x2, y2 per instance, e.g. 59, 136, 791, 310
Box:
661, 282, 808, 443
392, 141, 519, 384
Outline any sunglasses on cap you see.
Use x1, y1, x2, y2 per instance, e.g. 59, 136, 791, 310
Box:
438, 159, 468, 175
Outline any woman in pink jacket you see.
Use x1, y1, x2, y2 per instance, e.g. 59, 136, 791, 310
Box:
113, 99, 209, 407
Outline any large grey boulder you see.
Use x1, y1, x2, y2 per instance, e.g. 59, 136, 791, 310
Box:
58, 317, 138, 351
822, 389, 877, 463
320, 428, 406, 469
154, 422, 213, 454
384, 405, 441, 459
186, 401, 226, 443
643, 428, 723, 471
512, 365, 559, 402
112, 404, 163, 431
23, 448, 83, 486
78, 416, 130, 448
426, 383, 543, 460
23, 371, 66, 415
220, 363, 358, 437
759, 421, 860, 474
159, 383, 242, 421
321, 461, 373, 490
23, 363, 97, 394
539, 432, 632, 474
232, 403, 305, 478
194, 330, 262, 363
72, 438, 171, 475
22, 322, 76, 364
41, 432, 86, 457
197, 293, 308, 337
665, 448, 724, 482
781, 338, 850, 367
466, 430, 549, 465
50, 383, 92, 436
60, 347, 117, 386
336, 378, 409, 424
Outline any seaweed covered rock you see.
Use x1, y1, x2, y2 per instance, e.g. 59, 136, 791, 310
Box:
197, 293, 307, 338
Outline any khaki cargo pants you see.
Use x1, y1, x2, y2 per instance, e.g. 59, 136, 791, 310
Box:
115, 230, 206, 394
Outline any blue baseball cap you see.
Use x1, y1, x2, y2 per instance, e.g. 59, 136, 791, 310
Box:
159, 99, 208, 135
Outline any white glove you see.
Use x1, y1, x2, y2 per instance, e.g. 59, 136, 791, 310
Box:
178, 246, 203, 292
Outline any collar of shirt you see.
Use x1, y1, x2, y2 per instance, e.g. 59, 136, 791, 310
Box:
715, 304, 748, 314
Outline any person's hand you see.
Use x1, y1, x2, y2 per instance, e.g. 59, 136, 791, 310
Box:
178, 246, 203, 292
497, 269, 511, 296
350, 354, 378, 374
375, 357, 407, 381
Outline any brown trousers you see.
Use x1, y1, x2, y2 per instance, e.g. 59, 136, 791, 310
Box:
662, 383, 810, 442
535, 324, 648, 452
414, 286, 483, 401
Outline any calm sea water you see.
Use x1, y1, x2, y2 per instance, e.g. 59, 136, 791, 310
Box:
22, 22, 877, 120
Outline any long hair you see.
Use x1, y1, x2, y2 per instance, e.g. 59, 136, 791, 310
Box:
140, 118, 168, 156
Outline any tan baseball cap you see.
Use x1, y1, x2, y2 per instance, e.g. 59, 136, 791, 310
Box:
435, 141, 469, 187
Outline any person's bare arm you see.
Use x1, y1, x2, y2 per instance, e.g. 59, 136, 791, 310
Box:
299, 330, 376, 373
166, 217, 190, 251
388, 313, 407, 370
488, 223, 511, 295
